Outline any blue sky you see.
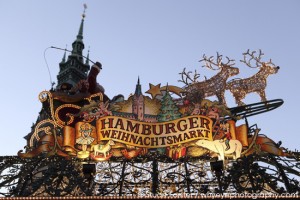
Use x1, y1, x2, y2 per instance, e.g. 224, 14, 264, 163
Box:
1, 0, 299, 155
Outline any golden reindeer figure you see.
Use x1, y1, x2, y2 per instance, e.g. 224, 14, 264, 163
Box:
179, 52, 239, 106
226, 49, 280, 106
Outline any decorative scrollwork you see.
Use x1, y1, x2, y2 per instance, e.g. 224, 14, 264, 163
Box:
54, 104, 81, 126
30, 119, 57, 147
84, 92, 103, 103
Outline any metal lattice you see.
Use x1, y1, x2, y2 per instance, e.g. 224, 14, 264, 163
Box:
0, 153, 299, 197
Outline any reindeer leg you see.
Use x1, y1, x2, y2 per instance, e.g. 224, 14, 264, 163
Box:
235, 93, 246, 106
235, 97, 242, 106
216, 93, 223, 105
218, 93, 227, 107
258, 90, 267, 102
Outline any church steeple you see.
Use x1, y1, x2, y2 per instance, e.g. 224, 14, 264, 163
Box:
133, 77, 145, 121
71, 11, 85, 59
134, 76, 142, 96
56, 4, 90, 90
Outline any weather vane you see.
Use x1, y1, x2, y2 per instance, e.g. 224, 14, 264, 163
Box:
82, 3, 87, 18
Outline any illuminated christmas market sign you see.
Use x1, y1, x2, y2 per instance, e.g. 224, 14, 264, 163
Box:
18, 49, 288, 163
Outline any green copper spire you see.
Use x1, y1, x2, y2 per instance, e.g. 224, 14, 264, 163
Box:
75, 4, 86, 43
71, 10, 85, 58
76, 15, 84, 42
56, 4, 90, 90
85, 47, 90, 65
60, 45, 67, 64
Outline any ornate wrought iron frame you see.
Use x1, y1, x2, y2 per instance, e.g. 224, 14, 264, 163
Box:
0, 151, 299, 197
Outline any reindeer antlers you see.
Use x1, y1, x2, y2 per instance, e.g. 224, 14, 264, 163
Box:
178, 67, 200, 86
240, 49, 263, 68
240, 49, 276, 68
199, 52, 235, 70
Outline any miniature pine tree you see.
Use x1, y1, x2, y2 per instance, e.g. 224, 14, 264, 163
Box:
157, 89, 181, 122
156, 89, 181, 155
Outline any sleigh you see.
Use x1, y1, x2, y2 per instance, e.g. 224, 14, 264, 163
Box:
223, 99, 287, 158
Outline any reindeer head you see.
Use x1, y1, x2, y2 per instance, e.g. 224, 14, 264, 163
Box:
221, 63, 240, 78
260, 63, 280, 78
